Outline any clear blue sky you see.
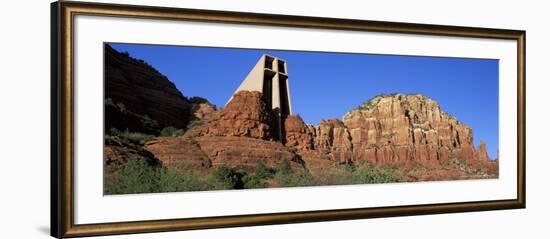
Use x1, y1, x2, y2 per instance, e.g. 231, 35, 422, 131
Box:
110, 43, 499, 159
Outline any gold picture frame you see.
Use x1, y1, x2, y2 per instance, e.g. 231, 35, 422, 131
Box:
51, 1, 526, 238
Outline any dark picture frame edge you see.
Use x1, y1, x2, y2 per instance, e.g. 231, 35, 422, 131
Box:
50, 1, 526, 238
51, 2, 61, 237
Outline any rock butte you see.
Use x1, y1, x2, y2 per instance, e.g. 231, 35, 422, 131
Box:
285, 93, 496, 171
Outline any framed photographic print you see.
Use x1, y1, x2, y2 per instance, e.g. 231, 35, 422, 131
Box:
51, 1, 526, 238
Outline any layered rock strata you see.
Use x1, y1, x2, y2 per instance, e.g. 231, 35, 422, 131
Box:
144, 91, 303, 172
285, 94, 493, 169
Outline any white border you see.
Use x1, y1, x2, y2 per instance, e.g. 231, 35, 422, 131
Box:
74, 15, 517, 224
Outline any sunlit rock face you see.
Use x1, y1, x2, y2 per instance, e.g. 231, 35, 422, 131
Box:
341, 93, 490, 167
284, 93, 493, 170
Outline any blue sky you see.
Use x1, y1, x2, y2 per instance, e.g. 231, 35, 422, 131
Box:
110, 43, 499, 159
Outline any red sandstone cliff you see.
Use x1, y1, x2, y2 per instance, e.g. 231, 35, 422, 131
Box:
285, 93, 495, 172
342, 93, 487, 167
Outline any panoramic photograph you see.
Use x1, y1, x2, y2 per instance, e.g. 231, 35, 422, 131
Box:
103, 43, 499, 195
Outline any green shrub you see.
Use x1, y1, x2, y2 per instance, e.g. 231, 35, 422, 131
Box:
242, 174, 267, 189
160, 126, 183, 137
254, 161, 274, 179
179, 172, 208, 191
338, 162, 356, 172
157, 167, 184, 192
118, 129, 153, 144
352, 166, 402, 184
105, 98, 115, 106
207, 165, 238, 190
275, 159, 293, 175
186, 120, 202, 131
141, 115, 158, 129
158, 168, 206, 192
104, 157, 404, 195
116, 102, 126, 112
108, 127, 152, 144
334, 164, 403, 185
109, 127, 121, 136
106, 157, 210, 194
104, 157, 159, 194
272, 159, 319, 187
274, 168, 319, 187
188, 96, 210, 104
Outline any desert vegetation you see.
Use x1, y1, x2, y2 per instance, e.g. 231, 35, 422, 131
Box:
104, 158, 404, 195
107, 128, 154, 144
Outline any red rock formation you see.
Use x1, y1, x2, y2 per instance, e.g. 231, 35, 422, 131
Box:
284, 116, 336, 168
341, 94, 481, 167
283, 93, 494, 173
104, 44, 192, 132
314, 119, 353, 163
476, 141, 491, 162
145, 135, 302, 173
189, 97, 217, 121
103, 43, 498, 185
195, 136, 303, 171
471, 142, 499, 175
191, 102, 216, 121
121, 91, 496, 180
144, 137, 212, 171
144, 91, 302, 173
284, 115, 315, 150
284, 116, 353, 168
185, 91, 272, 139
104, 137, 161, 172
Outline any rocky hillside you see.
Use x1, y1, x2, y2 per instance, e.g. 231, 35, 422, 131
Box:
104, 44, 192, 133
145, 91, 304, 172
104, 45, 218, 174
